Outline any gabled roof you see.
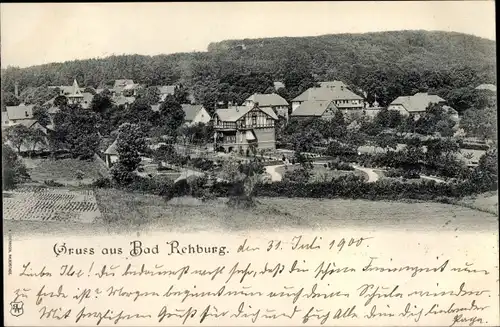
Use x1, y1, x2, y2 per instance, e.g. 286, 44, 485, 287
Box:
5, 104, 35, 120
245, 93, 289, 106
475, 84, 496, 92
104, 139, 118, 155
291, 100, 337, 117
15, 119, 39, 128
67, 79, 83, 98
390, 92, 446, 113
216, 106, 278, 122
181, 104, 206, 121
293, 85, 363, 102
157, 85, 176, 95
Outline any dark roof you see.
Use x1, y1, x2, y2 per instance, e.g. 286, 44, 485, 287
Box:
245, 93, 289, 106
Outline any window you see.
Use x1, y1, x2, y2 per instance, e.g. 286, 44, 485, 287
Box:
267, 118, 273, 126
252, 115, 257, 125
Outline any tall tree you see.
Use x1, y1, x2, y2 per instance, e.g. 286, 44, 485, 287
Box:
52, 104, 100, 159
160, 95, 185, 137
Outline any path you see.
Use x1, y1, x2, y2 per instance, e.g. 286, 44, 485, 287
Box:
420, 175, 445, 183
352, 165, 380, 183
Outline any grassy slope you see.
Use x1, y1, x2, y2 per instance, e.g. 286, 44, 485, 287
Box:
7, 187, 497, 238
23, 157, 107, 185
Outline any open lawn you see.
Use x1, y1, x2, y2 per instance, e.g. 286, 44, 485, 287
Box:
5, 187, 497, 238
276, 164, 368, 182
23, 157, 108, 185
454, 191, 498, 215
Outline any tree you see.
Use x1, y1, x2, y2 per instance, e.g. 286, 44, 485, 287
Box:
26, 128, 47, 157
137, 86, 160, 105
52, 105, 100, 159
32, 105, 51, 127
219, 158, 264, 208
116, 123, 148, 172
460, 106, 497, 140
5, 124, 31, 153
54, 95, 68, 107
1, 90, 21, 109
2, 143, 29, 190
160, 95, 185, 137
90, 93, 113, 114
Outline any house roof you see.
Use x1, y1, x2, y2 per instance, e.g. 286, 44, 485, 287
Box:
475, 84, 496, 92
291, 100, 337, 117
48, 85, 85, 95
245, 93, 289, 106
15, 119, 38, 128
157, 85, 176, 95
181, 104, 206, 121
5, 104, 35, 120
390, 92, 446, 113
293, 85, 363, 102
113, 79, 134, 88
215, 106, 278, 122
104, 139, 118, 155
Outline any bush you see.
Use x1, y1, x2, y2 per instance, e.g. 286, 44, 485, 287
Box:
328, 159, 354, 171
191, 158, 214, 171
44, 180, 64, 187
92, 177, 112, 188
75, 170, 85, 180
111, 162, 135, 186
282, 167, 310, 183
386, 168, 420, 179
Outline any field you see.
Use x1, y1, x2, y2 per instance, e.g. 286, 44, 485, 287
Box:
4, 186, 497, 237
23, 157, 108, 185
276, 164, 368, 182
3, 186, 101, 224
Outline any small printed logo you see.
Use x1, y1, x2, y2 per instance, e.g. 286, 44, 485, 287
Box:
10, 301, 24, 317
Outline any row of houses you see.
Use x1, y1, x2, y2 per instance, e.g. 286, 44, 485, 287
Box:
3, 78, 495, 156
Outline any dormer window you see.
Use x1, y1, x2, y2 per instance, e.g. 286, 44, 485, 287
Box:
25, 111, 28, 117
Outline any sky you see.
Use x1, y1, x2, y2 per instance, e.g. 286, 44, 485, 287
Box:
0, 1, 496, 68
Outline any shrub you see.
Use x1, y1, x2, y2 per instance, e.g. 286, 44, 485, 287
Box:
282, 167, 310, 183
386, 168, 420, 179
44, 180, 64, 187
111, 163, 135, 186
75, 170, 85, 180
92, 177, 112, 188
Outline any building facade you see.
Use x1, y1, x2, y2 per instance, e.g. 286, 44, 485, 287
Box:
388, 92, 446, 118
292, 81, 364, 114
213, 104, 278, 152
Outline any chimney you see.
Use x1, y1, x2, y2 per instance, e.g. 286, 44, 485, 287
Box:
254, 101, 259, 108
14, 82, 19, 97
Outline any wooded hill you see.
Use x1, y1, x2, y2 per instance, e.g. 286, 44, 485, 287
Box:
1, 30, 496, 110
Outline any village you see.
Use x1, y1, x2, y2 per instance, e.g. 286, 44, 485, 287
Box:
2, 48, 498, 230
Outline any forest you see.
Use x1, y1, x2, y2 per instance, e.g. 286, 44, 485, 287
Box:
1, 30, 496, 112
